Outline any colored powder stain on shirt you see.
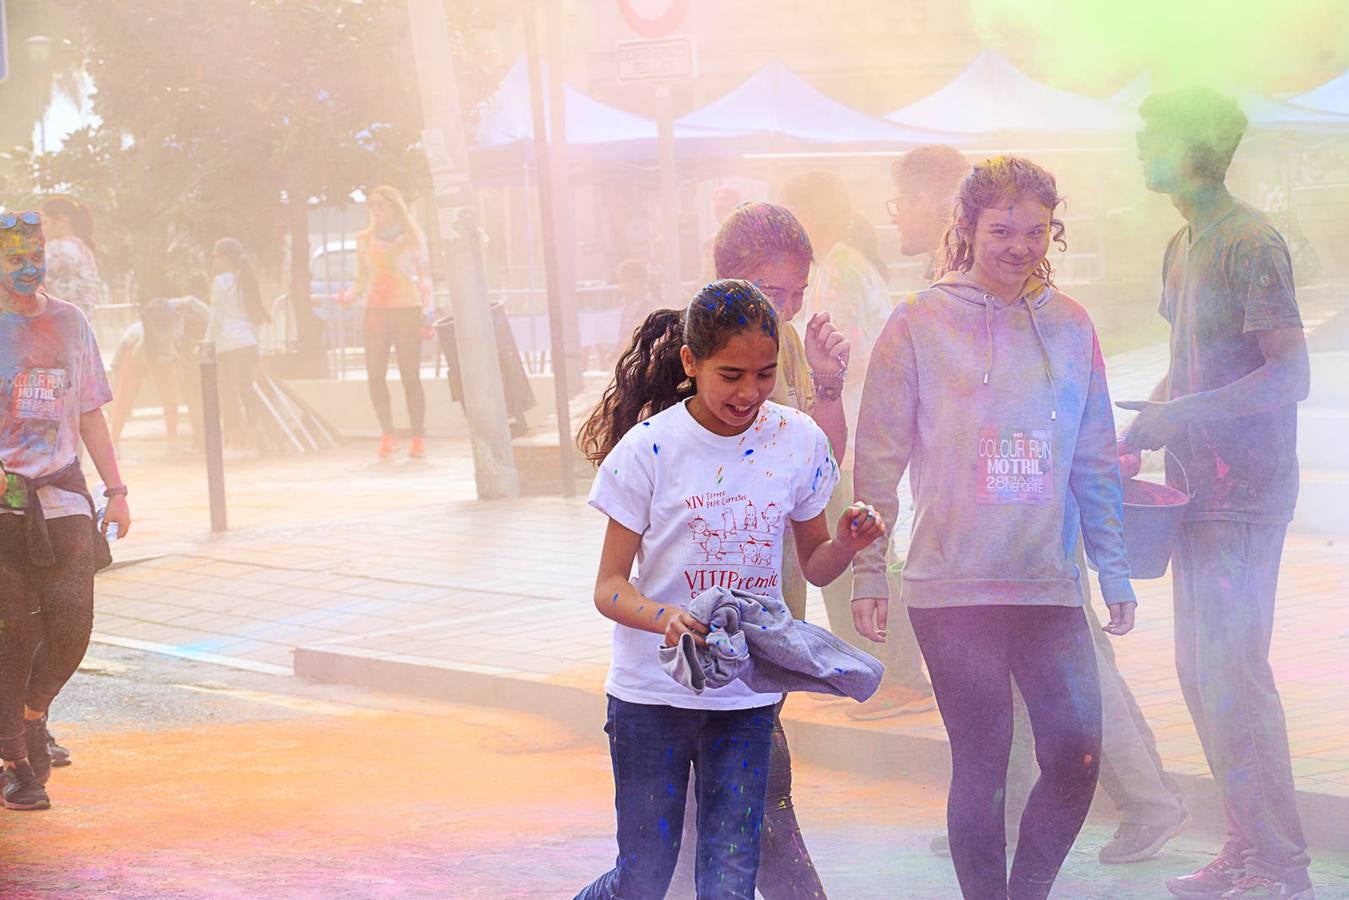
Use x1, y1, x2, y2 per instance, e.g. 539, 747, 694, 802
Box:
744, 449, 754, 457
653, 444, 660, 454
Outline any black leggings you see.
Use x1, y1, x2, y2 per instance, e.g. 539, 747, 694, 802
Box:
364, 307, 425, 437
909, 604, 1102, 900
0, 515, 94, 761
217, 345, 264, 445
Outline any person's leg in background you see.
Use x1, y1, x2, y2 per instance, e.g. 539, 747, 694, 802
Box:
363, 308, 398, 457
848, 544, 935, 720
693, 704, 775, 899
147, 359, 181, 448
230, 345, 266, 451
910, 605, 1017, 899
1006, 606, 1102, 900
1084, 589, 1189, 864
390, 307, 427, 457
107, 350, 146, 447
575, 698, 698, 900
818, 472, 869, 654
1166, 521, 1311, 897
750, 701, 828, 900
215, 348, 247, 449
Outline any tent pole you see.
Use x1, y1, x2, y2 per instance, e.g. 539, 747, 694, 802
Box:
657, 83, 682, 306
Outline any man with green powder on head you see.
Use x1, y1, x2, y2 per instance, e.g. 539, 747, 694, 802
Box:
1125, 89, 1315, 900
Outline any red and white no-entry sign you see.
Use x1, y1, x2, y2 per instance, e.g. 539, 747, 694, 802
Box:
617, 0, 690, 38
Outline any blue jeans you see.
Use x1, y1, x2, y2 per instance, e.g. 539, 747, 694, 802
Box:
576, 696, 776, 900
1173, 521, 1310, 882
909, 605, 1102, 900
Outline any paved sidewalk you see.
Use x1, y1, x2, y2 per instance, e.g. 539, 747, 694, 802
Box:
90, 343, 1349, 852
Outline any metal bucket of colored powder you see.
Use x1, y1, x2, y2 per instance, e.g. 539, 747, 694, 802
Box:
1119, 451, 1190, 579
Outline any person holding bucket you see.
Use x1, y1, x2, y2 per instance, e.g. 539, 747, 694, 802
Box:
852, 156, 1136, 900
1126, 89, 1314, 900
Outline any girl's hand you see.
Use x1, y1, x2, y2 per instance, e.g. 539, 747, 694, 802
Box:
663, 609, 709, 649
104, 494, 132, 539
1103, 601, 1136, 637
836, 501, 884, 553
804, 312, 849, 375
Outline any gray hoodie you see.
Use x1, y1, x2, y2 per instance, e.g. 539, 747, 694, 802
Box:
852, 274, 1134, 610
659, 587, 884, 700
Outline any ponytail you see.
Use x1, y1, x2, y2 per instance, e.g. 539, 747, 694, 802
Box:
577, 279, 779, 466
578, 309, 690, 465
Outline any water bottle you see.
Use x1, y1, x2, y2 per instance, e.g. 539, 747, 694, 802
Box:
93, 484, 119, 543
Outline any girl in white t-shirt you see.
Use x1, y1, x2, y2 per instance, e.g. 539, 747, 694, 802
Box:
573, 279, 884, 899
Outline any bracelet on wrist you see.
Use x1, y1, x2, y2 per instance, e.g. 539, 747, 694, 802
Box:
810, 367, 846, 402
809, 366, 847, 385
103, 485, 128, 498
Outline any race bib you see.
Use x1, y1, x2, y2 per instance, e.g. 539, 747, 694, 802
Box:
11, 368, 66, 422
977, 426, 1053, 505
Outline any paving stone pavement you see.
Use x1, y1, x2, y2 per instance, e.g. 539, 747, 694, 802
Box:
92, 342, 1349, 850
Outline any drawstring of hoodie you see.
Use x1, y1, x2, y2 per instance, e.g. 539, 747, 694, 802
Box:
979, 290, 1059, 422
982, 298, 994, 385
1025, 300, 1058, 421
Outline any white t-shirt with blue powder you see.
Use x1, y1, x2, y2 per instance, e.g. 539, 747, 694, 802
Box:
589, 399, 840, 710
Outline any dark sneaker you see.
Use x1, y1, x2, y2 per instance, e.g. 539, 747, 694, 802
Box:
25, 717, 53, 785
48, 730, 71, 768
1168, 852, 1246, 897
1, 761, 51, 811
1099, 810, 1192, 864
1220, 873, 1316, 899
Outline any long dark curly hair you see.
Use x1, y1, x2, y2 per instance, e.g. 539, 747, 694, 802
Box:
577, 279, 778, 465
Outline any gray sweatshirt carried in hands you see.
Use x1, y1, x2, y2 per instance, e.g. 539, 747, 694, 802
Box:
851, 274, 1135, 611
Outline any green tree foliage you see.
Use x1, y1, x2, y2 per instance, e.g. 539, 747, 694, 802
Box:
33, 0, 507, 359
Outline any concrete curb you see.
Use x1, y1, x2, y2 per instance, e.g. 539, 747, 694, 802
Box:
294, 643, 1349, 853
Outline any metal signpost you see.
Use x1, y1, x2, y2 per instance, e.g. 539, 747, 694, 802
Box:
615, 2, 696, 309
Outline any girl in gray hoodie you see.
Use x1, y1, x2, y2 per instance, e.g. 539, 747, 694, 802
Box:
851, 157, 1136, 900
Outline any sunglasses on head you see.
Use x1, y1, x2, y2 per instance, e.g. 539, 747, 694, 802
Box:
0, 212, 41, 230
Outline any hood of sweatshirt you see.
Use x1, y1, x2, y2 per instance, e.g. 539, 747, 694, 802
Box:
932, 273, 1059, 421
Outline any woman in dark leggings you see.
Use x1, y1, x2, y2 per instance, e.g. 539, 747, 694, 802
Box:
347, 185, 432, 459
851, 157, 1136, 900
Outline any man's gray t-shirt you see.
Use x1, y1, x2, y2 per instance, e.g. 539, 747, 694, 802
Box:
1159, 201, 1302, 524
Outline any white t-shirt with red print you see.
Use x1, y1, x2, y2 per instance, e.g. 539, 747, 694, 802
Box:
589, 399, 840, 710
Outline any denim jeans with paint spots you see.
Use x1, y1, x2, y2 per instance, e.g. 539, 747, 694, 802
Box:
575, 696, 775, 900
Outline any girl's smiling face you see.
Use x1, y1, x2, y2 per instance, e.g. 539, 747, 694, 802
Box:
966, 195, 1052, 297
682, 329, 779, 436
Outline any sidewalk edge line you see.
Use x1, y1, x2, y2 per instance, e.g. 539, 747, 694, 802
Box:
90, 632, 293, 676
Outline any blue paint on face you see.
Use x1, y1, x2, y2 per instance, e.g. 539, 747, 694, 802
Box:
1, 231, 45, 298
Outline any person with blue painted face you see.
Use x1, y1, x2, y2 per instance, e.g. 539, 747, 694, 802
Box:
0, 211, 131, 811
